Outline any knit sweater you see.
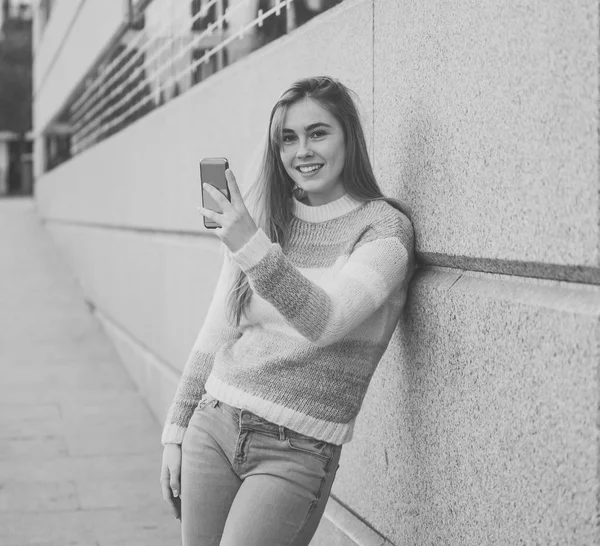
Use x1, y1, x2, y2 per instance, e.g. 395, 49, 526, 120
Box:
161, 193, 415, 446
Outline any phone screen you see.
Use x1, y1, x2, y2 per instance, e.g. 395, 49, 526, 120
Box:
200, 158, 230, 229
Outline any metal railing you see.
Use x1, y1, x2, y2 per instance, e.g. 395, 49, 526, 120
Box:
45, 0, 344, 168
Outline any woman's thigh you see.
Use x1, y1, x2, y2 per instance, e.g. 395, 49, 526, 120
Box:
180, 398, 242, 546
219, 425, 342, 546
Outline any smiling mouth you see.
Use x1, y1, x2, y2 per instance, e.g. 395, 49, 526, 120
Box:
296, 164, 324, 174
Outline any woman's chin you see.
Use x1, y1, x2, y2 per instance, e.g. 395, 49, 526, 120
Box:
294, 178, 324, 193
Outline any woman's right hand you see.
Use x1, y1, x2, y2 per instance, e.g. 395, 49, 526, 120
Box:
161, 443, 182, 520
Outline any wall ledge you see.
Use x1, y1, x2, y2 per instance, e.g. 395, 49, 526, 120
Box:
324, 496, 391, 546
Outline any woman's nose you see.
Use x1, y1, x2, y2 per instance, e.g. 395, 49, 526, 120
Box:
296, 139, 313, 158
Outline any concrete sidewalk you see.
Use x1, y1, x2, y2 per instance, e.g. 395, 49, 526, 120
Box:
0, 198, 180, 545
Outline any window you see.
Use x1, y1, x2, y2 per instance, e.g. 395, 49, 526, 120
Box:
44, 0, 346, 171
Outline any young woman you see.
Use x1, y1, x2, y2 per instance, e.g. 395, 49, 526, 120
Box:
160, 76, 415, 546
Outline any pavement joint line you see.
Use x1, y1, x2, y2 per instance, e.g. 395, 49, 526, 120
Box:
0, 198, 180, 544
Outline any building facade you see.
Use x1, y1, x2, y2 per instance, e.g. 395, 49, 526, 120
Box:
0, 0, 33, 195
33, 1, 600, 544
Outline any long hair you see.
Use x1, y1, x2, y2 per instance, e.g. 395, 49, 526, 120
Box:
227, 76, 412, 326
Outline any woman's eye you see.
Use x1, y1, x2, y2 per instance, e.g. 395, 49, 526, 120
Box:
282, 134, 296, 144
311, 130, 326, 139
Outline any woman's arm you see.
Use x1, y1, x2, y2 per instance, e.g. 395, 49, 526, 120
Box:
229, 216, 413, 347
196, 169, 413, 348
161, 249, 241, 444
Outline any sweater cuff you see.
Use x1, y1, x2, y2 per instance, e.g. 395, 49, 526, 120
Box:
230, 228, 273, 272
161, 424, 187, 445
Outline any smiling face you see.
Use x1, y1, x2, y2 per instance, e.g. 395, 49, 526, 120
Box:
278, 98, 346, 206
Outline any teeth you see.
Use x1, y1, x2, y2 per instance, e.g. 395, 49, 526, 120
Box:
298, 164, 322, 173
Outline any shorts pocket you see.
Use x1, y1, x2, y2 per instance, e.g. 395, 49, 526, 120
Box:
285, 434, 334, 463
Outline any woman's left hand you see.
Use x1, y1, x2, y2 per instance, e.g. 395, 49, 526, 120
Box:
197, 169, 259, 253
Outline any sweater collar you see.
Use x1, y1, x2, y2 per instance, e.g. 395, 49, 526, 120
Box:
292, 193, 363, 223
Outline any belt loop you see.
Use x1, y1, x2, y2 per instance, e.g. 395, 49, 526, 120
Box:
278, 425, 286, 441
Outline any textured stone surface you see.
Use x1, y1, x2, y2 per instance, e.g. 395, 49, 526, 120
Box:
332, 266, 600, 545
373, 0, 598, 274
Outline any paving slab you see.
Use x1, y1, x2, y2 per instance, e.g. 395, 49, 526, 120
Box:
0, 481, 80, 512
0, 199, 180, 545
0, 454, 161, 484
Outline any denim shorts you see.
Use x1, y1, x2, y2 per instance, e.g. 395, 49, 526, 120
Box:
180, 393, 342, 546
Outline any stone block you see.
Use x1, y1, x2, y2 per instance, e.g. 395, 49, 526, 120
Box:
0, 403, 61, 421
58, 392, 156, 426
0, 481, 80, 512
0, 511, 93, 545
64, 421, 162, 457
0, 435, 69, 460
332, 267, 600, 545
0, 454, 161, 485
76, 478, 167, 511
80, 505, 180, 544
373, 0, 599, 282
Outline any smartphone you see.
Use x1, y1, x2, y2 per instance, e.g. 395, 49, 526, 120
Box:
200, 158, 230, 229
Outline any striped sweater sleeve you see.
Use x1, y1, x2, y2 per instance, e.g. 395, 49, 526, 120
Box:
161, 248, 241, 444
230, 214, 413, 347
